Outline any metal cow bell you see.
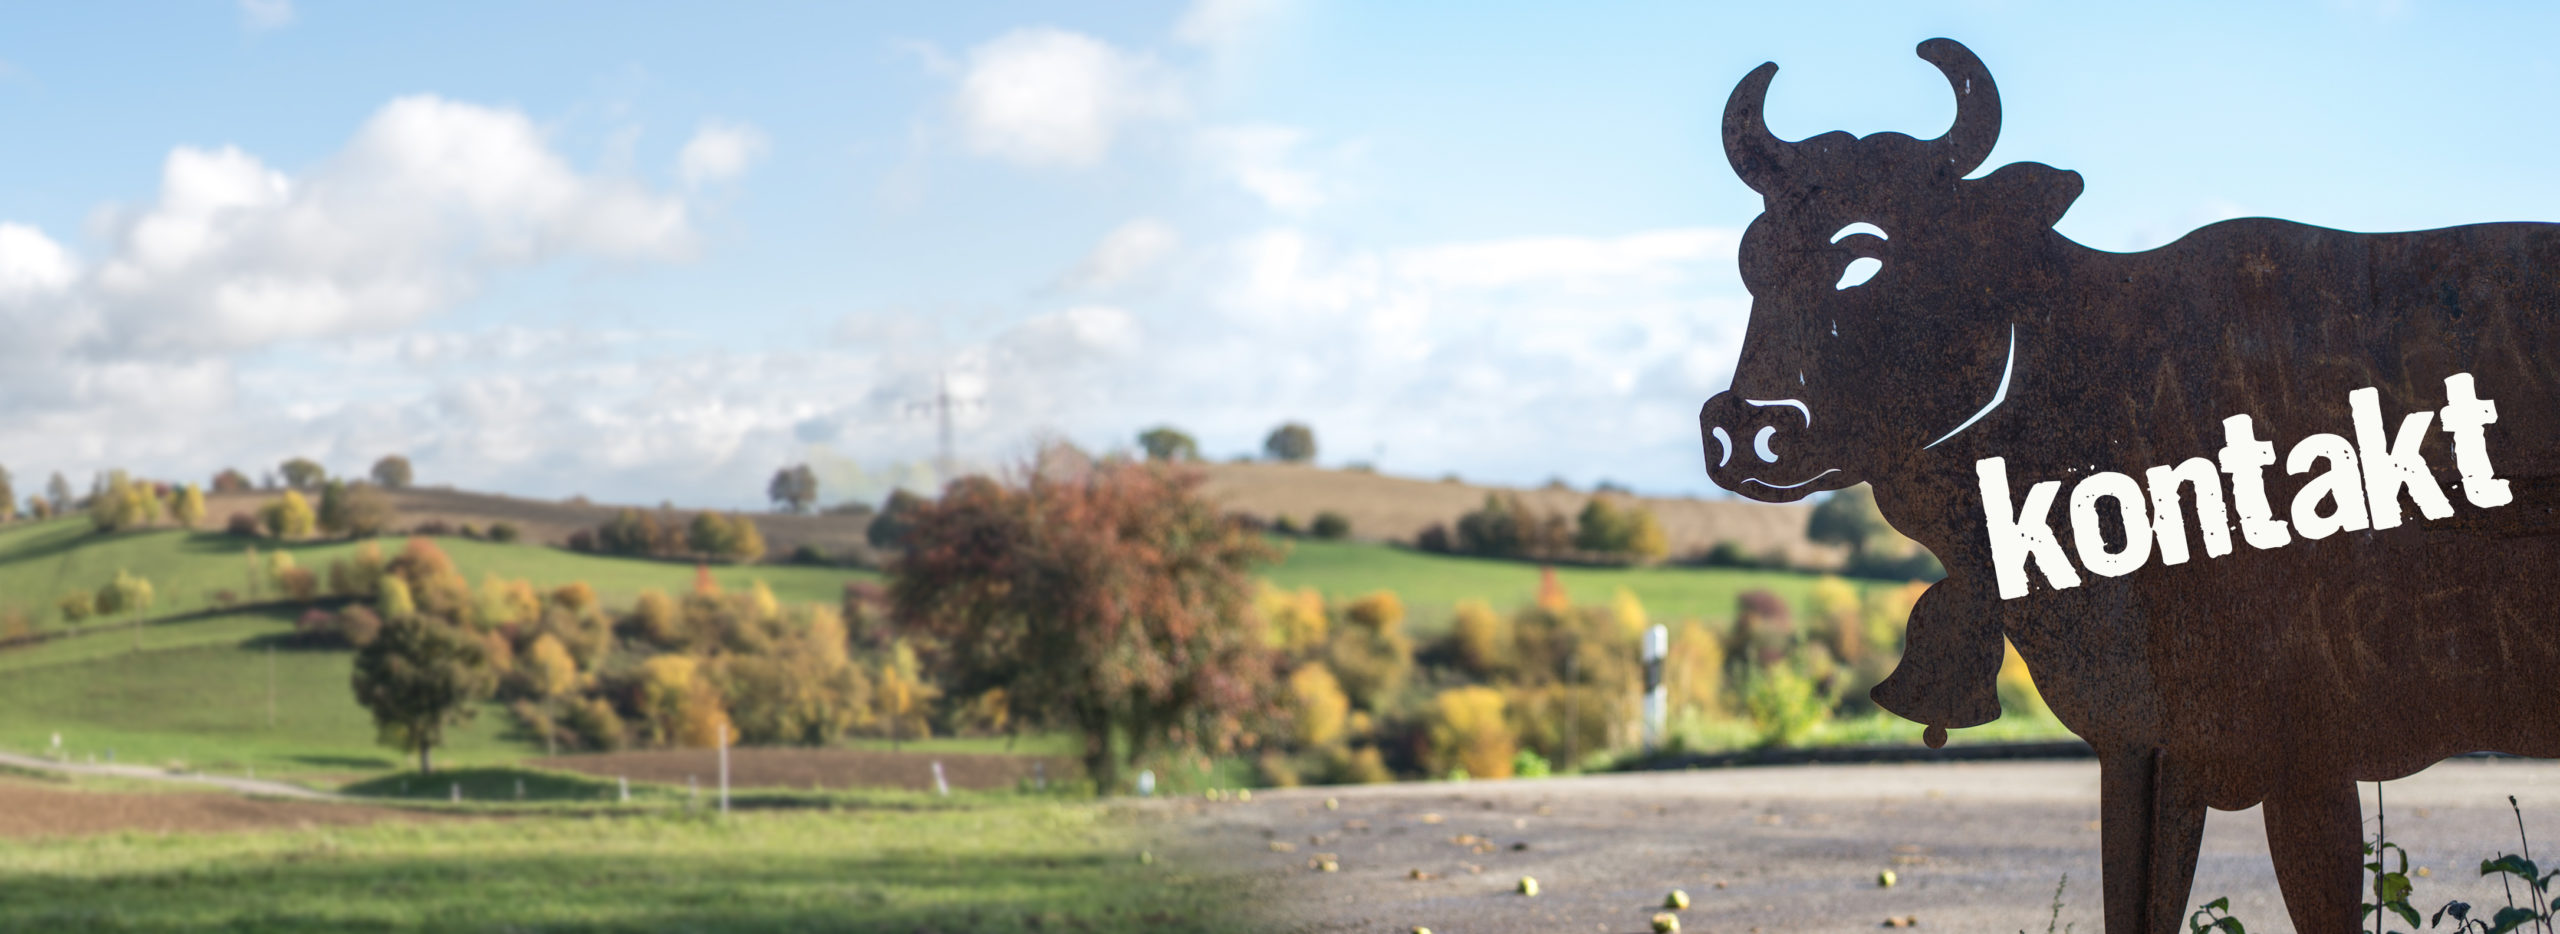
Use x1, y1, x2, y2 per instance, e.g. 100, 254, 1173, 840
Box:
1698, 38, 2560, 934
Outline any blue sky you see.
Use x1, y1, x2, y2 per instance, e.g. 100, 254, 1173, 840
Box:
0, 1, 2553, 509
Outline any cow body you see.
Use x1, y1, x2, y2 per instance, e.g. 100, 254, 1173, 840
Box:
1699, 40, 2560, 933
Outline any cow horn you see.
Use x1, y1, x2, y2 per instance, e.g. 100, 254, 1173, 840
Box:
1917, 38, 1999, 176
1722, 62, 1790, 194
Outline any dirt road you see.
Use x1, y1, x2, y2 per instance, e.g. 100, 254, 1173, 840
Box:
1155, 758, 2560, 933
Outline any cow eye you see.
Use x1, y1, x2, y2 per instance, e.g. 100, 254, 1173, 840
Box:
1829, 222, 1887, 243
1837, 257, 1882, 290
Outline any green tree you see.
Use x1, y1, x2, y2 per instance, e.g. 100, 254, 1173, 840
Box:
316, 481, 393, 538
891, 452, 1282, 794
687, 511, 739, 560
767, 464, 818, 514
279, 457, 327, 491
370, 455, 413, 489
727, 513, 766, 563
262, 489, 317, 539
867, 489, 928, 550
1262, 421, 1317, 463
350, 613, 497, 773
96, 570, 154, 616
1137, 426, 1200, 462
1309, 510, 1351, 540
597, 508, 660, 556
87, 471, 155, 533
172, 483, 206, 529
1574, 497, 1631, 553
1807, 484, 1891, 563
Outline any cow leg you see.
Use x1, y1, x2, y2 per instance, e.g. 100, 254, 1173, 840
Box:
2262, 780, 2362, 934
2099, 747, 2208, 934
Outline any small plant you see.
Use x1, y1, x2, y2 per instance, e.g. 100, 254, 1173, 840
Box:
1512, 748, 1552, 778
2023, 874, 2073, 934
2187, 897, 2245, 934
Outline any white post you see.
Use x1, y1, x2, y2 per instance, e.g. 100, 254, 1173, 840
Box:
717, 724, 731, 815
1642, 623, 1669, 752
689, 775, 699, 809
515, 778, 525, 801
450, 782, 460, 803
618, 775, 629, 803
1136, 769, 1156, 797
267, 645, 276, 729
931, 760, 948, 797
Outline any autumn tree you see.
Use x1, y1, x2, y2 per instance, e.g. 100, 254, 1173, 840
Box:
867, 489, 927, 550
1137, 426, 1199, 462
88, 471, 158, 533
0, 465, 14, 522
351, 612, 496, 773
767, 464, 818, 514
172, 483, 206, 529
317, 481, 395, 538
371, 454, 413, 489
262, 489, 317, 539
892, 454, 1282, 794
279, 458, 328, 491
211, 468, 252, 494
1262, 421, 1317, 463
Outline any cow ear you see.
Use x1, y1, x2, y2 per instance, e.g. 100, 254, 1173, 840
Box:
1971, 162, 2083, 229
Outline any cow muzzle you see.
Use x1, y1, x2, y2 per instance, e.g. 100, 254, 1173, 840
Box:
1698, 391, 1854, 502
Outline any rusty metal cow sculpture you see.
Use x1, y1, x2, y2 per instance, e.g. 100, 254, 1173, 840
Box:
1697, 38, 2560, 934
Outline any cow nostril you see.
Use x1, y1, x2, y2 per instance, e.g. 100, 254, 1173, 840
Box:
1754, 426, 1779, 463
1711, 427, 1733, 467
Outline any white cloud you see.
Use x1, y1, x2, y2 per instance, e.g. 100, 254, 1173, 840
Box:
240, 0, 294, 31
1174, 0, 1292, 52
1196, 124, 1327, 213
0, 223, 77, 300
953, 28, 1183, 168
678, 121, 769, 187
72, 94, 693, 356
1059, 218, 1180, 291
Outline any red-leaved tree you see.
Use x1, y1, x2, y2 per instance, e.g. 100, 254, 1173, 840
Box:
891, 450, 1282, 794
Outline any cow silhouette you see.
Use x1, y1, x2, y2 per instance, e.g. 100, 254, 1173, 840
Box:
1697, 38, 2560, 934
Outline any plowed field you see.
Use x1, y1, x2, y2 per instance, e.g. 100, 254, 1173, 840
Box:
0, 779, 441, 838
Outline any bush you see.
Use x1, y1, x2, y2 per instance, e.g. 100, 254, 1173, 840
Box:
1270, 515, 1300, 536
1743, 660, 1836, 749
56, 592, 93, 623
564, 529, 597, 553
1424, 686, 1516, 780
487, 522, 520, 544
1309, 511, 1351, 540
1512, 748, 1553, 778
1414, 523, 1453, 553
1287, 664, 1350, 747
96, 570, 154, 617
789, 543, 827, 565
412, 519, 454, 537
260, 490, 316, 539
226, 512, 261, 538
276, 567, 319, 602
338, 605, 384, 648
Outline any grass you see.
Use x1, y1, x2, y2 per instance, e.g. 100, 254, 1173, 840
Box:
0, 610, 531, 779
0, 795, 1259, 933
1261, 536, 1866, 637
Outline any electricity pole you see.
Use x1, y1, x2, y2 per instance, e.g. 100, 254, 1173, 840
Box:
905, 372, 983, 481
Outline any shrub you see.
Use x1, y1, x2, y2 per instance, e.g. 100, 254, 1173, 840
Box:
412, 519, 453, 537
1451, 599, 1511, 677
563, 696, 626, 751
338, 605, 384, 648
1743, 659, 1835, 749
1309, 511, 1351, 540
1271, 515, 1300, 536
1512, 748, 1553, 778
1414, 523, 1454, 553
549, 581, 597, 614
1328, 745, 1394, 784
458, 523, 481, 540
57, 592, 94, 623
1424, 686, 1516, 780
867, 490, 927, 551
487, 522, 520, 544
276, 567, 318, 602
1287, 663, 1350, 747
789, 543, 827, 565
226, 512, 262, 538
96, 570, 154, 617
564, 529, 597, 552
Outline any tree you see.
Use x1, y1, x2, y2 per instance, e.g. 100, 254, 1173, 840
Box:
892, 453, 1282, 794
88, 471, 156, 533
1807, 484, 1891, 563
317, 481, 395, 538
351, 613, 496, 773
687, 511, 738, 560
172, 483, 205, 529
371, 455, 414, 489
1137, 426, 1200, 463
279, 458, 327, 491
727, 514, 767, 563
767, 464, 818, 514
262, 490, 317, 539
211, 468, 252, 494
0, 464, 14, 522
45, 472, 71, 511
598, 508, 659, 556
1309, 510, 1351, 540
867, 489, 927, 550
1263, 422, 1317, 463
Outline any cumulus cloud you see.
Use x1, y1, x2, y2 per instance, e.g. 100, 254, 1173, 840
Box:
240, 0, 294, 31
953, 28, 1184, 168
1196, 124, 1328, 213
678, 121, 769, 187
1173, 0, 1292, 50
1058, 218, 1179, 291
72, 95, 692, 357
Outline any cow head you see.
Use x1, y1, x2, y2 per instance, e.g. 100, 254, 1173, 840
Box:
1699, 39, 2084, 503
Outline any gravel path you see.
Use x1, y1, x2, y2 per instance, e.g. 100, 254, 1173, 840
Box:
1151, 758, 2560, 934
0, 749, 337, 800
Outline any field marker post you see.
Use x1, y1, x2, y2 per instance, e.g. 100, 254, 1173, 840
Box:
1033, 761, 1046, 792
515, 778, 525, 801
932, 760, 948, 796
618, 775, 629, 803
1641, 624, 1668, 752
718, 724, 730, 815
267, 645, 277, 729
689, 775, 699, 809
450, 782, 460, 803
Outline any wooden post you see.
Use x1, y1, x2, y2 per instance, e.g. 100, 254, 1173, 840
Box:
717, 724, 731, 815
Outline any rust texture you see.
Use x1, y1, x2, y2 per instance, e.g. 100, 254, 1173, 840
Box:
1697, 38, 2560, 933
